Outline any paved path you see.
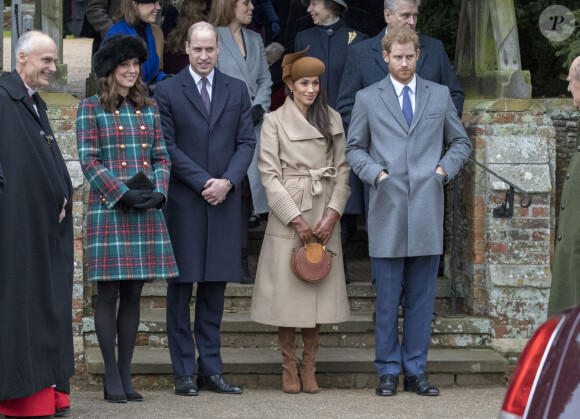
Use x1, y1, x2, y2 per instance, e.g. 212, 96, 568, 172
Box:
65, 387, 506, 418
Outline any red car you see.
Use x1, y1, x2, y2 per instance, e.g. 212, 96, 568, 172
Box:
500, 304, 580, 418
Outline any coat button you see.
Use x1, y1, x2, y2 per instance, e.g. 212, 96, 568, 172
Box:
120, 144, 126, 149
122, 162, 127, 167
115, 110, 120, 115
143, 162, 149, 166
105, 201, 110, 205
557, 234, 562, 241
101, 198, 106, 202
140, 125, 146, 130
566, 173, 570, 179
561, 204, 566, 210
141, 143, 148, 148
118, 126, 124, 131
136, 110, 141, 115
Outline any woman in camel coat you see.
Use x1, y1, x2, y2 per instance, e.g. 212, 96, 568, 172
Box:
251, 48, 351, 394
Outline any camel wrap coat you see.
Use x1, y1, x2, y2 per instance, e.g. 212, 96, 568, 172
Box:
251, 97, 351, 327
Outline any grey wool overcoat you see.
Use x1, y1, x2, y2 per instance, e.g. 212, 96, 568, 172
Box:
346, 75, 472, 258
215, 26, 272, 214
251, 97, 351, 328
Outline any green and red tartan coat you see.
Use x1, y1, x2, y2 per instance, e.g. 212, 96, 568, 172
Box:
76, 95, 179, 282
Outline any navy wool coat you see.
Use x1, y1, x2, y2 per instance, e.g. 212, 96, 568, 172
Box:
295, 18, 367, 109
155, 68, 256, 283
336, 28, 465, 133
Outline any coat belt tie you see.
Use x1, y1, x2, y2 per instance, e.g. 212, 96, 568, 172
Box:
282, 166, 337, 211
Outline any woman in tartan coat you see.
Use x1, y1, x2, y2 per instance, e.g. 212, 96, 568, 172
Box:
76, 34, 178, 403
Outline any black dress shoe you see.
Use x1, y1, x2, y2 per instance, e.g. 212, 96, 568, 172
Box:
375, 374, 398, 396
403, 374, 439, 396
103, 377, 127, 403
175, 375, 198, 396
197, 375, 243, 394
125, 391, 143, 402
54, 406, 70, 417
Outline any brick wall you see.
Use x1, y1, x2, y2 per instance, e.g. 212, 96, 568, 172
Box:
44, 93, 86, 373
453, 99, 557, 355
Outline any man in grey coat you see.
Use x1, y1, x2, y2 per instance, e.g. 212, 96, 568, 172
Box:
346, 27, 471, 397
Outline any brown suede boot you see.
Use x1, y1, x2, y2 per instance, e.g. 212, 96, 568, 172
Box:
278, 327, 300, 393
300, 324, 321, 393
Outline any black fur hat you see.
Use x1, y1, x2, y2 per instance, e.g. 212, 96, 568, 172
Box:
93, 34, 149, 79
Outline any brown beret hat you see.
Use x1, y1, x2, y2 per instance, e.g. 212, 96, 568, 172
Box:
281, 47, 325, 90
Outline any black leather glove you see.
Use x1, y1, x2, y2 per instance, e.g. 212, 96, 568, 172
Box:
117, 190, 152, 211
251, 104, 266, 126
133, 192, 165, 210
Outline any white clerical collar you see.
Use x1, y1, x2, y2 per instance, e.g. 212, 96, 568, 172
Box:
24, 83, 36, 97
189, 67, 215, 87
390, 74, 417, 97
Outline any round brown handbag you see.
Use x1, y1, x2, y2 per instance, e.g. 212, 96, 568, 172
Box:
291, 242, 337, 283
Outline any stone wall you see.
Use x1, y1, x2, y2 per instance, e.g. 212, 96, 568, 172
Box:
457, 99, 557, 357
48, 93, 577, 372
44, 93, 86, 373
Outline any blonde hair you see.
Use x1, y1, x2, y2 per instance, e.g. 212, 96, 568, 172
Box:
208, 0, 237, 27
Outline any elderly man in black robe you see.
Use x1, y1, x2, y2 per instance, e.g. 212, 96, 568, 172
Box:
0, 31, 74, 417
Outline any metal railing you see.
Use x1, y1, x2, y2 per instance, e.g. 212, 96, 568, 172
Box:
448, 158, 532, 317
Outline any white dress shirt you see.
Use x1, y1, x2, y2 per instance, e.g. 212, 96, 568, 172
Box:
189, 67, 215, 101
390, 74, 416, 113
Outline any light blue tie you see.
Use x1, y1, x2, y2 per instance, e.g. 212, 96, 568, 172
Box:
402, 85, 413, 127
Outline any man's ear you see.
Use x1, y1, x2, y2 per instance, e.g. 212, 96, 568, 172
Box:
383, 50, 389, 64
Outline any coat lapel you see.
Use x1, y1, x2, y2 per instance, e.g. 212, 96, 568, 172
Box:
378, 77, 408, 131
372, 31, 390, 77
180, 68, 210, 123
209, 70, 229, 132
416, 34, 426, 74
409, 75, 430, 134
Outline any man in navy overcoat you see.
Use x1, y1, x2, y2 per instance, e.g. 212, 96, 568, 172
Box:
336, 0, 465, 133
155, 22, 256, 396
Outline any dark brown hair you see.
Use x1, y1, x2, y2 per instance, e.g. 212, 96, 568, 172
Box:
167, 0, 207, 54
98, 66, 152, 113
119, 0, 142, 26
286, 84, 334, 151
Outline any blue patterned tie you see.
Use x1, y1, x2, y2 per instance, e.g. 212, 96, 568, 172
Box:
402, 85, 413, 127
201, 77, 211, 115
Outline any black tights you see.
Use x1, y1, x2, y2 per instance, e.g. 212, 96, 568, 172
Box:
95, 281, 145, 396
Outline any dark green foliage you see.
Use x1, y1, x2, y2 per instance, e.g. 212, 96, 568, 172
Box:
417, 0, 580, 98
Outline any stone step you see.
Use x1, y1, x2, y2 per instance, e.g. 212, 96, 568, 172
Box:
91, 275, 464, 313
85, 346, 508, 389
83, 310, 491, 350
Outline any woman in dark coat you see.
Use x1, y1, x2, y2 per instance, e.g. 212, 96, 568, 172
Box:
294, 0, 366, 109
105, 0, 167, 85
295, 0, 367, 282
77, 34, 178, 403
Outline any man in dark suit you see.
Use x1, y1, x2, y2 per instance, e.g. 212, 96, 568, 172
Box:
0, 31, 73, 416
336, 0, 464, 133
155, 22, 256, 396
346, 27, 471, 397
